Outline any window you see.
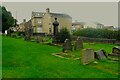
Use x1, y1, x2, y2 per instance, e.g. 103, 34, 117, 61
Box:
37, 27, 43, 33
37, 19, 42, 24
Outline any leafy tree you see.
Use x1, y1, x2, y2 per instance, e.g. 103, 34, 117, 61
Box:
1, 6, 17, 33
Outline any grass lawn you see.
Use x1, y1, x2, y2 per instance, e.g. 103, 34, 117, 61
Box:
2, 36, 119, 78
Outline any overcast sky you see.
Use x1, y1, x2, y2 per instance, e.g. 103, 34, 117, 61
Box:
2, 2, 118, 27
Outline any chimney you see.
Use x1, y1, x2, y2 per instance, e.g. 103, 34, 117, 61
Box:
46, 8, 50, 13
23, 19, 26, 23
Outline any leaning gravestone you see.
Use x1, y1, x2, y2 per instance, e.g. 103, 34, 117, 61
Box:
63, 39, 72, 52
74, 37, 83, 50
82, 48, 94, 65
108, 46, 120, 57
94, 49, 107, 60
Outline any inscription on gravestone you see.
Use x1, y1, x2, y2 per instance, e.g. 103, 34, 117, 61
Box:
82, 48, 94, 65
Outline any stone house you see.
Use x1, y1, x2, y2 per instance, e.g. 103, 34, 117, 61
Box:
72, 22, 85, 31
18, 19, 26, 32
72, 21, 104, 31
19, 8, 72, 34
84, 22, 104, 29
103, 26, 114, 30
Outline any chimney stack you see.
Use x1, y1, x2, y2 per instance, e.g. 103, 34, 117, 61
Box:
23, 19, 26, 23
46, 8, 50, 13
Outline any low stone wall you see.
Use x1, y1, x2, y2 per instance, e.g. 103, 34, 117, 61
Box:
71, 36, 120, 44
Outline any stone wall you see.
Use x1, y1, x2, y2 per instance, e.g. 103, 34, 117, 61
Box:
42, 13, 53, 34
71, 36, 120, 44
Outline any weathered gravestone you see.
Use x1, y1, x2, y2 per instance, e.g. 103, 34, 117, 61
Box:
74, 37, 83, 50
24, 27, 33, 41
94, 49, 107, 60
82, 48, 94, 65
63, 39, 72, 52
35, 36, 40, 43
108, 46, 120, 57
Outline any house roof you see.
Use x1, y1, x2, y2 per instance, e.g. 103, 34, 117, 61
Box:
93, 22, 104, 25
50, 13, 72, 19
72, 22, 85, 25
32, 12, 45, 18
32, 12, 72, 19
103, 26, 114, 29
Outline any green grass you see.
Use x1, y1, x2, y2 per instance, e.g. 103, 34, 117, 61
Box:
2, 36, 119, 78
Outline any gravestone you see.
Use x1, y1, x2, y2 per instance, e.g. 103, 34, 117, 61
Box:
108, 46, 120, 57
82, 48, 94, 65
94, 49, 107, 60
24, 27, 33, 41
74, 37, 83, 50
112, 46, 120, 54
63, 39, 72, 52
35, 36, 40, 43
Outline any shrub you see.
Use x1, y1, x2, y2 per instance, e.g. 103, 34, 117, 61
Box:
57, 27, 71, 43
74, 28, 120, 41
11, 33, 17, 38
17, 32, 25, 37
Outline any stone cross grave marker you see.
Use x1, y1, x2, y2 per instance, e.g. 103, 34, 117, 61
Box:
82, 48, 94, 65
53, 17, 59, 36
63, 39, 72, 52
74, 37, 83, 50
52, 17, 59, 44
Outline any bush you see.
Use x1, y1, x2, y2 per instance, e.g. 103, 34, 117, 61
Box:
57, 27, 71, 43
74, 28, 120, 41
11, 33, 17, 38
17, 32, 25, 37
